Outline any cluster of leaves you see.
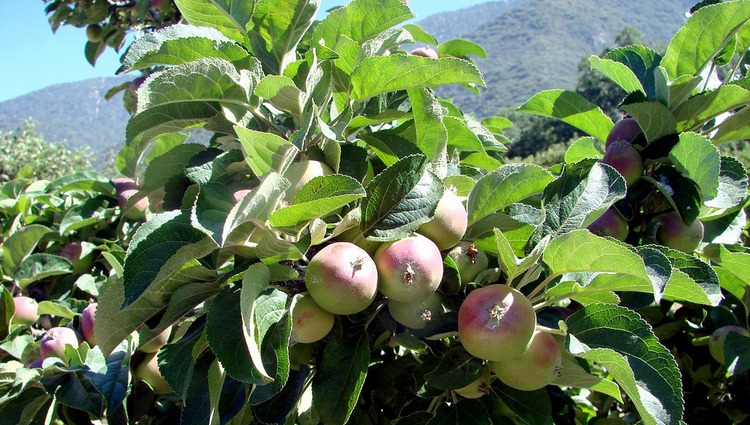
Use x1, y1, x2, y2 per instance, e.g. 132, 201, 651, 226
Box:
0, 119, 94, 182
2, 0, 750, 424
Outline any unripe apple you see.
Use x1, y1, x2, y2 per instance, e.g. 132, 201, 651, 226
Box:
86, 24, 103, 43
141, 326, 172, 353
410, 47, 438, 58
602, 140, 643, 187
283, 160, 334, 202
709, 325, 749, 364
113, 177, 148, 219
305, 242, 378, 315
60, 242, 94, 274
656, 211, 704, 253
39, 327, 80, 360
337, 225, 381, 256
446, 242, 489, 284
458, 284, 536, 362
374, 234, 443, 303
605, 117, 641, 149
490, 330, 562, 391
135, 353, 172, 394
80, 303, 96, 346
291, 293, 335, 343
289, 342, 315, 371
454, 367, 491, 399
587, 208, 629, 241
388, 292, 443, 329
417, 190, 468, 250
12, 296, 39, 326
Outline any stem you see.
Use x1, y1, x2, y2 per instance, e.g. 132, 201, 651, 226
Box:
250, 108, 288, 139
535, 324, 566, 336
526, 274, 558, 301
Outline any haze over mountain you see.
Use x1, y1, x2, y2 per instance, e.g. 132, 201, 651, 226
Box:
0, 0, 696, 163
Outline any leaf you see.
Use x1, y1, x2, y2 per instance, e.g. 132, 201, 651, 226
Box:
312, 0, 413, 50
269, 175, 365, 230
422, 347, 483, 390
566, 304, 684, 425
660, 247, 722, 306
621, 102, 677, 143
492, 382, 553, 425
437, 39, 487, 59
47, 172, 115, 194
84, 340, 133, 410
1, 224, 51, 275
14, 254, 72, 289
37, 301, 76, 320
467, 163, 554, 226
427, 399, 492, 425
118, 24, 251, 73
517, 90, 613, 143
312, 331, 369, 425
254, 75, 304, 116
564, 137, 604, 164
588, 56, 645, 95
174, 0, 255, 46
554, 356, 622, 401
674, 85, 750, 131
181, 352, 216, 425
0, 286, 13, 340
668, 132, 721, 202
713, 105, 750, 143
136, 58, 251, 113
159, 316, 207, 399
602, 45, 661, 100
661, 0, 750, 80
351, 56, 485, 101
235, 127, 299, 178
207, 285, 257, 384
191, 183, 236, 246
725, 332, 750, 378
123, 210, 217, 307
0, 386, 50, 425
705, 244, 750, 309
360, 154, 443, 241
249, 0, 320, 74
409, 88, 448, 176
252, 367, 312, 425
636, 246, 672, 303
531, 161, 626, 244
403, 23, 438, 45
704, 156, 748, 210
141, 143, 207, 191
223, 173, 290, 245
247, 288, 291, 405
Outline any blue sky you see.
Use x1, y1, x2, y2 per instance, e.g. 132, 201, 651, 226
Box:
0, 0, 489, 102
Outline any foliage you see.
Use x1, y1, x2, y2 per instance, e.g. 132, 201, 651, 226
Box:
2, 1, 750, 425
0, 119, 94, 181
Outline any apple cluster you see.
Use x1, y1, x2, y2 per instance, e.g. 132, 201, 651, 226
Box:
588, 117, 704, 253
275, 160, 561, 393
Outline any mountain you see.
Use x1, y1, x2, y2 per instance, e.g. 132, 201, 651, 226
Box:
0, 0, 697, 162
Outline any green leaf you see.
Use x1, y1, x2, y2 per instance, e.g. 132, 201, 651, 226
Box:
669, 132, 721, 202
725, 332, 750, 378
661, 0, 750, 80
191, 183, 236, 246
674, 85, 750, 131
123, 210, 217, 307
47, 172, 115, 194
141, 143, 207, 192
312, 331, 369, 425
660, 247, 722, 306
492, 382, 553, 425
564, 137, 604, 164
531, 161, 626, 244
224, 173, 290, 246
554, 356, 622, 401
312, 0, 413, 50
403, 23, 438, 45
254, 75, 304, 116
706, 244, 750, 308
360, 154, 443, 241
467, 163, 554, 226
360, 133, 422, 167
1, 224, 51, 275
159, 316, 206, 399
409, 88, 448, 175
423, 347, 483, 390
235, 127, 299, 178
621, 102, 677, 143
517, 90, 613, 143
84, 340, 133, 410
0, 286, 13, 340
37, 301, 76, 320
351, 56, 485, 101
427, 399, 491, 425
14, 254, 72, 289
713, 106, 750, 143
602, 45, 661, 100
269, 175, 365, 230
566, 304, 684, 425
118, 24, 251, 73
588, 56, 645, 95
249, 0, 320, 74
137, 58, 251, 113
437, 39, 487, 59
247, 288, 291, 405
636, 246, 672, 303
0, 386, 50, 425
181, 352, 215, 425
239, 264, 273, 382
704, 156, 748, 210
207, 285, 257, 383
174, 0, 256, 46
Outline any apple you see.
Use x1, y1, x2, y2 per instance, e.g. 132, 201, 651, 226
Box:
80, 303, 97, 346
135, 353, 172, 394
709, 325, 750, 364
140, 326, 172, 353
446, 242, 489, 284
337, 225, 381, 256
587, 208, 629, 241
458, 284, 536, 362
283, 160, 334, 202
60, 242, 95, 274
12, 296, 39, 326
605, 117, 641, 148
291, 293, 335, 343
417, 190, 468, 250
86, 24, 103, 43
113, 177, 149, 220
39, 327, 80, 360
655, 211, 704, 253
387, 292, 443, 329
490, 330, 562, 391
602, 140, 643, 187
305, 242, 379, 315
374, 233, 443, 303
410, 47, 438, 58
454, 367, 491, 399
